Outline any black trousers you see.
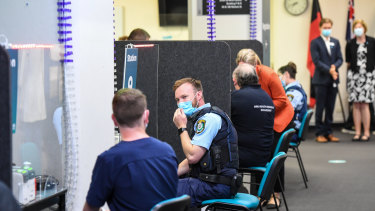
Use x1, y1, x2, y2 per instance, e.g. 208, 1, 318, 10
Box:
314, 85, 338, 136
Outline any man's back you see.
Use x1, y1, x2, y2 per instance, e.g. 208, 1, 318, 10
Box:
231, 85, 275, 167
86, 137, 178, 211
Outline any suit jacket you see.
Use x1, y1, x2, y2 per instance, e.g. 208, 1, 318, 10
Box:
346, 35, 375, 73
311, 36, 343, 86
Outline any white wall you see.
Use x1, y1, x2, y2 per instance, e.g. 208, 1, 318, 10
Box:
71, 1, 114, 210
114, 0, 188, 40
271, 0, 375, 123
0, 0, 58, 44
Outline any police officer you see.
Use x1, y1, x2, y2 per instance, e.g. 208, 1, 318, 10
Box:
279, 62, 308, 139
172, 77, 240, 207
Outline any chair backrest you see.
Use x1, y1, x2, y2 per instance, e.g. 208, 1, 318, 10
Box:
257, 152, 287, 200
298, 109, 314, 141
150, 195, 191, 211
273, 128, 296, 157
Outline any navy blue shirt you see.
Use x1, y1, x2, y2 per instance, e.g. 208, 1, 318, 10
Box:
231, 85, 275, 167
86, 137, 178, 211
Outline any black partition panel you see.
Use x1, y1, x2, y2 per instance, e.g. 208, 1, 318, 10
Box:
0, 46, 11, 187
223, 40, 263, 72
115, 45, 159, 138
114, 40, 262, 161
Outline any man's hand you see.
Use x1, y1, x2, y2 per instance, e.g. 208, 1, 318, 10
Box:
329, 65, 338, 80
173, 108, 187, 129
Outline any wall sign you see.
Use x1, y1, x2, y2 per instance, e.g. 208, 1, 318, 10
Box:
7, 49, 18, 134
203, 0, 249, 15
123, 48, 138, 89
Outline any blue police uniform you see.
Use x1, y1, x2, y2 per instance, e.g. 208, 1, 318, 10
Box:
191, 104, 222, 149
285, 81, 307, 130
177, 103, 239, 207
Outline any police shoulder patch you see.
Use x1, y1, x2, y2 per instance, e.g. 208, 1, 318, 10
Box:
287, 94, 294, 101
195, 119, 206, 134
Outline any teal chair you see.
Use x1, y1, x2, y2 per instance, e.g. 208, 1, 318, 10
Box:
201, 152, 288, 211
289, 109, 313, 188
150, 194, 191, 211
239, 128, 296, 211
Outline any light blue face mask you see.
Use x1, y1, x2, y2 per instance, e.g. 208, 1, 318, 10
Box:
279, 76, 286, 88
354, 28, 364, 37
178, 101, 197, 117
322, 29, 332, 37
177, 93, 198, 117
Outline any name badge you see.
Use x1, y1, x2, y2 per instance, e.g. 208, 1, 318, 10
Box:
330, 42, 335, 47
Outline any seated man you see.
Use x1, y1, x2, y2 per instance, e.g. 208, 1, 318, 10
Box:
84, 89, 178, 211
278, 62, 308, 142
231, 63, 275, 193
172, 78, 240, 207
231, 63, 275, 167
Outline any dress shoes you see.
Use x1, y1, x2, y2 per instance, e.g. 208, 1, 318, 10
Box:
327, 134, 340, 142
316, 135, 328, 143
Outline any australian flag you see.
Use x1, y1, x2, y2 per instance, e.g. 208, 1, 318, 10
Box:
346, 0, 355, 41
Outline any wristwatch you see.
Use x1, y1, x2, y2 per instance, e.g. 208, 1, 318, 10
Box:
178, 127, 188, 135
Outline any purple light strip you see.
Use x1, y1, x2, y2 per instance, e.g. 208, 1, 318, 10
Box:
57, 1, 71, 6
249, 0, 257, 40
57, 8, 71, 12
206, 0, 216, 41
58, 16, 72, 20
58, 37, 73, 42
64, 51, 73, 57
57, 0, 73, 63
58, 31, 72, 34
58, 23, 72, 27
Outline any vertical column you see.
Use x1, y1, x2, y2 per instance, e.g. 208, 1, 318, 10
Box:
0, 46, 11, 188
262, 0, 271, 66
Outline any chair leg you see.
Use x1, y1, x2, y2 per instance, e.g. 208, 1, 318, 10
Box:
272, 193, 280, 211
295, 147, 309, 188
277, 176, 289, 211
295, 147, 308, 181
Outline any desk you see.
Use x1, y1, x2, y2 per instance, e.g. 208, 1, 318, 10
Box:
22, 189, 67, 211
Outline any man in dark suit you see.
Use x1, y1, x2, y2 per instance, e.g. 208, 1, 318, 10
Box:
311, 18, 343, 143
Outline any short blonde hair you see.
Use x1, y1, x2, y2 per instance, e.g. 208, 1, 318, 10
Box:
235, 49, 262, 66
172, 77, 203, 92
320, 18, 333, 27
353, 19, 367, 34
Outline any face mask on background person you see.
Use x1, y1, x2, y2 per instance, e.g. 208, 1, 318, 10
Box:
354, 27, 364, 37
279, 76, 286, 88
322, 29, 332, 37
178, 93, 198, 117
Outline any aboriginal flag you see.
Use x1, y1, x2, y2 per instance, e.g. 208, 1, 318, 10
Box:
306, 0, 322, 108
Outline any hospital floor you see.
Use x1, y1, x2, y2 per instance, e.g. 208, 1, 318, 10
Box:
281, 126, 375, 211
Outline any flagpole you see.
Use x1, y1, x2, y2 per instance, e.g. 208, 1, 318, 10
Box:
336, 84, 346, 123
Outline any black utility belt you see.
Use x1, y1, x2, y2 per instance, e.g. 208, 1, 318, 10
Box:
198, 173, 233, 186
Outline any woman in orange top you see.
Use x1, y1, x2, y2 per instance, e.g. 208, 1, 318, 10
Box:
236, 49, 294, 133
236, 49, 294, 208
